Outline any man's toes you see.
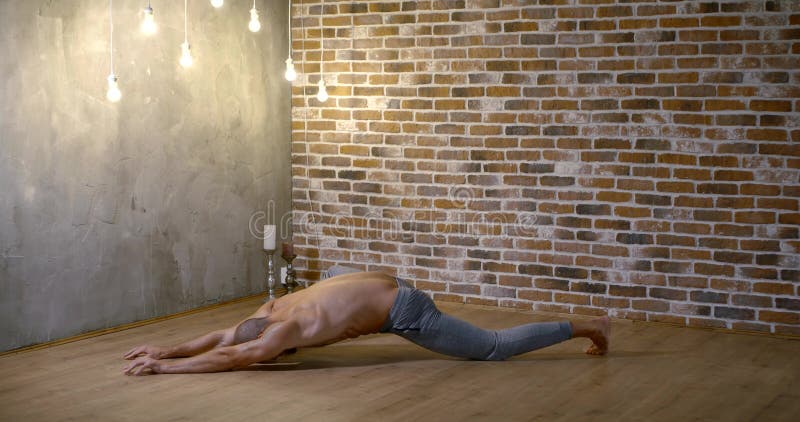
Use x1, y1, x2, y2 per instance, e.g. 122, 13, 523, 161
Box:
585, 344, 607, 356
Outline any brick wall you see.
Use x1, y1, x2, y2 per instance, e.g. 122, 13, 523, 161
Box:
290, 0, 800, 335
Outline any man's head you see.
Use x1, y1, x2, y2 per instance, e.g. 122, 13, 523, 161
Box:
233, 317, 298, 358
233, 317, 272, 345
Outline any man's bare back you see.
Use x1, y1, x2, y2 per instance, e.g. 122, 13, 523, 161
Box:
249, 271, 399, 347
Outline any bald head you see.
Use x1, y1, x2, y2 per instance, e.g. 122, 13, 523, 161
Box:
233, 317, 272, 345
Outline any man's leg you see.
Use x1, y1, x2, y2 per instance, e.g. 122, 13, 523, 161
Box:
390, 289, 609, 360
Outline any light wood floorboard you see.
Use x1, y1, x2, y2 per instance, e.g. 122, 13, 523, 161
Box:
1, 297, 798, 421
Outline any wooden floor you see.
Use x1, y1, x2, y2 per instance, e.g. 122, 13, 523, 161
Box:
1, 297, 798, 421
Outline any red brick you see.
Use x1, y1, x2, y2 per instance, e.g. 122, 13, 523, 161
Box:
620, 18, 656, 29
759, 311, 800, 325
678, 57, 719, 70
779, 213, 800, 225
658, 153, 696, 166
660, 17, 698, 28
758, 198, 799, 211
701, 16, 741, 27
705, 99, 746, 111
750, 100, 792, 112
633, 300, 670, 312
753, 283, 793, 295
518, 289, 552, 302
714, 307, 755, 320
748, 129, 788, 141
735, 211, 776, 224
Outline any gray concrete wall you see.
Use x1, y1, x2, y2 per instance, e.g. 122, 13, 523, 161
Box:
0, 0, 292, 352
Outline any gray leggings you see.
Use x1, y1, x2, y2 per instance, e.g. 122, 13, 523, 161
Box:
324, 266, 573, 361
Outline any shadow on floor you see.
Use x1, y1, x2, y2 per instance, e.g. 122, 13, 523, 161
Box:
236, 344, 679, 371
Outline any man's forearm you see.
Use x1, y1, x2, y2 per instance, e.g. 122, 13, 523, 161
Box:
156, 348, 240, 374
156, 340, 282, 374
161, 330, 227, 358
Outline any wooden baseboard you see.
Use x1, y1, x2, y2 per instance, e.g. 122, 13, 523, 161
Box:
0, 293, 267, 358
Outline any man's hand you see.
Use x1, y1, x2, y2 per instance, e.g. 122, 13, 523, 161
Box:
123, 345, 167, 360
123, 356, 161, 376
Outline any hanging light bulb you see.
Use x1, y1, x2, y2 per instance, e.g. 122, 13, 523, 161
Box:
248, 9, 261, 32
180, 0, 193, 68
249, 1, 261, 32
141, 2, 156, 35
107, 74, 122, 102
180, 42, 193, 68
285, 1, 298, 82
316, 78, 328, 103
106, 0, 121, 102
210, 0, 224, 8
285, 57, 297, 81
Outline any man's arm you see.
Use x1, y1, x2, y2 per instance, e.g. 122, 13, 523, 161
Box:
122, 329, 230, 360
123, 320, 300, 375
123, 302, 274, 360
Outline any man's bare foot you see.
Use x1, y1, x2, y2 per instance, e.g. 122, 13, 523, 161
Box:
585, 316, 610, 356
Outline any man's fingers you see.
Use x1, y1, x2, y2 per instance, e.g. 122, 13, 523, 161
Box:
124, 357, 157, 376
132, 361, 153, 376
123, 347, 142, 359
134, 365, 149, 376
124, 359, 143, 375
123, 346, 149, 360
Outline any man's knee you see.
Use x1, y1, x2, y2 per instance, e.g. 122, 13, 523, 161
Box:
481, 331, 509, 361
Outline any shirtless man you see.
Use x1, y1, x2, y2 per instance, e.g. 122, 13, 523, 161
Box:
123, 266, 610, 375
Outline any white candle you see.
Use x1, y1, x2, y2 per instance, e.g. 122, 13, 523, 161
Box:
263, 225, 276, 250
